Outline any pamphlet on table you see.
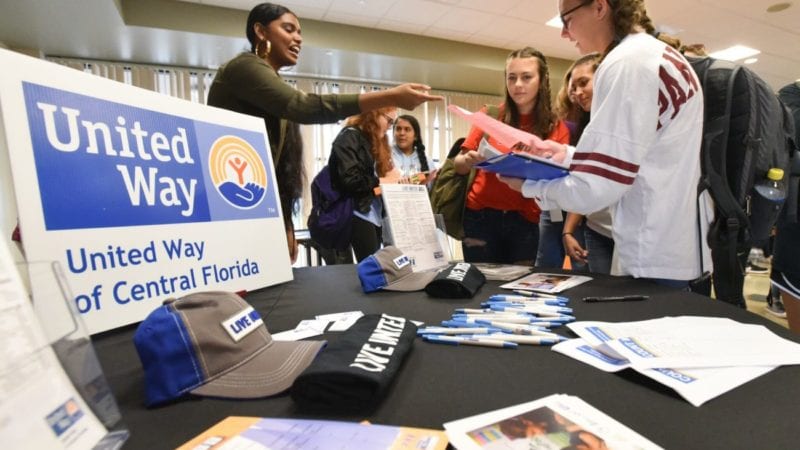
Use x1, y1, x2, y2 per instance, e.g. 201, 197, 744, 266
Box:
501, 272, 592, 294
177, 416, 448, 450
471, 263, 533, 281
550, 316, 800, 406
444, 393, 662, 450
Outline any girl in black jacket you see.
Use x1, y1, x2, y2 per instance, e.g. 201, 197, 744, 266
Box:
329, 108, 400, 261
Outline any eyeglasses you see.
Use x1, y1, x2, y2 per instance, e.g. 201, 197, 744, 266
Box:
560, 0, 593, 30
382, 113, 396, 126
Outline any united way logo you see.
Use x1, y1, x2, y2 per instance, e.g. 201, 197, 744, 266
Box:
208, 136, 268, 209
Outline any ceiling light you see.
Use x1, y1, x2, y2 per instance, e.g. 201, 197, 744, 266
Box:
708, 45, 761, 61
743, 58, 758, 64
546, 15, 562, 28
766, 2, 792, 13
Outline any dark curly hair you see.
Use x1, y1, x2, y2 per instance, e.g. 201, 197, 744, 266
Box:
246, 3, 296, 53
395, 115, 429, 172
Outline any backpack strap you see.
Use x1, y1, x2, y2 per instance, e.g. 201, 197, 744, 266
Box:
700, 60, 753, 307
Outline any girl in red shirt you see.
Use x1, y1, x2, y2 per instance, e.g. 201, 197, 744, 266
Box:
454, 47, 570, 264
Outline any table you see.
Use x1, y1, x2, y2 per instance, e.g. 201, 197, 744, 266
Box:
92, 265, 800, 449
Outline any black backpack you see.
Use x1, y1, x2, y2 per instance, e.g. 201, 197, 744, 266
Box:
690, 57, 797, 306
307, 165, 354, 251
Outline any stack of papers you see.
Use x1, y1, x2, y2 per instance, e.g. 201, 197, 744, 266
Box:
552, 316, 800, 406
445, 393, 661, 450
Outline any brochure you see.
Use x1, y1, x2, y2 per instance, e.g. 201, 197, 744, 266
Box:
472, 263, 533, 281
444, 393, 662, 450
449, 105, 569, 180
551, 317, 782, 407
177, 416, 448, 450
501, 272, 592, 294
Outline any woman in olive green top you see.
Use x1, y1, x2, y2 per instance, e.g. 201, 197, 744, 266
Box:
208, 2, 441, 262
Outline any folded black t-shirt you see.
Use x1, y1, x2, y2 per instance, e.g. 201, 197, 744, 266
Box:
290, 313, 416, 411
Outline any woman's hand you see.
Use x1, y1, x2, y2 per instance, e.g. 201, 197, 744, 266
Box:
515, 139, 568, 164
497, 174, 524, 192
389, 83, 444, 110
563, 233, 588, 264
381, 167, 403, 184
454, 150, 484, 174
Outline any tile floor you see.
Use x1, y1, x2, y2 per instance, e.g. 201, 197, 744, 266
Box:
743, 268, 789, 329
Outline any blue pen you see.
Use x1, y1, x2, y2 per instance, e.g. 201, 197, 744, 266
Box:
469, 334, 565, 345
510, 291, 569, 302
417, 326, 503, 335
489, 304, 573, 314
441, 320, 494, 328
424, 335, 518, 349
489, 295, 569, 305
487, 298, 567, 307
454, 308, 493, 314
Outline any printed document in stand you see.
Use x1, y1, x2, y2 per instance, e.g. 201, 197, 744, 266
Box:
444, 393, 662, 450
177, 416, 448, 450
449, 105, 569, 180
381, 183, 449, 272
0, 240, 107, 449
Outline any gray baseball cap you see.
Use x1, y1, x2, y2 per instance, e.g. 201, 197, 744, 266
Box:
134, 291, 326, 406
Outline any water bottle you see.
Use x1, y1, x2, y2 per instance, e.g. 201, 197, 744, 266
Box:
750, 168, 786, 244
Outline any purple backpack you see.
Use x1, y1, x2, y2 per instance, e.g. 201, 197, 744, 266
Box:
308, 165, 354, 250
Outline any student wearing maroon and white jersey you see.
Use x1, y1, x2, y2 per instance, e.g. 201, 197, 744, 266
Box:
500, 0, 711, 287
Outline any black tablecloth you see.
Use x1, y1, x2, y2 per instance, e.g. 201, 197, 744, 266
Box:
92, 265, 800, 449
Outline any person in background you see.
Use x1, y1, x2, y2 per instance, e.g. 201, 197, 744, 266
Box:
535, 54, 601, 270
454, 47, 570, 265
500, 0, 708, 287
329, 108, 400, 262
558, 53, 615, 274
768, 80, 800, 321
207, 2, 441, 262
392, 114, 435, 185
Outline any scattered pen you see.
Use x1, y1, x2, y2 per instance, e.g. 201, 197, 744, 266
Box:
582, 295, 649, 302
423, 335, 517, 349
417, 326, 502, 335
469, 334, 566, 345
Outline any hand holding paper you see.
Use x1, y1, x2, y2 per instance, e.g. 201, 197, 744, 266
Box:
449, 105, 569, 180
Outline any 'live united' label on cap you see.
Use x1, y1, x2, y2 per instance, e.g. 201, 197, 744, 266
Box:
221, 306, 263, 342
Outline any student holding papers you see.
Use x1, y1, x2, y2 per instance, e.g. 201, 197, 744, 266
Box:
499, 0, 710, 287
453, 47, 570, 265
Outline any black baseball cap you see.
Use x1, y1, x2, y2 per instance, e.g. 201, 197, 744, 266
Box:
424, 262, 486, 298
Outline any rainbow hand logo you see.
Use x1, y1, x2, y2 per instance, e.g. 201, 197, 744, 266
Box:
208, 136, 268, 209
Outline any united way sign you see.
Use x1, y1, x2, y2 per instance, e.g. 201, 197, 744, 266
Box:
0, 49, 292, 333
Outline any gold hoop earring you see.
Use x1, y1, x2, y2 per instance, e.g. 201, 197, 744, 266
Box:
256, 39, 272, 59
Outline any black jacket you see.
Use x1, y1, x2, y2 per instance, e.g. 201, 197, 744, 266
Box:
329, 127, 379, 214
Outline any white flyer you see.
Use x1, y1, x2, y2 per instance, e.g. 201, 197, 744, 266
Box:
0, 240, 108, 449
381, 183, 448, 272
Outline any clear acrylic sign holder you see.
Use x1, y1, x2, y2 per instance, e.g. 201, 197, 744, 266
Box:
18, 261, 129, 449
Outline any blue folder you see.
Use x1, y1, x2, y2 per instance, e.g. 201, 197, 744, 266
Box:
475, 152, 569, 180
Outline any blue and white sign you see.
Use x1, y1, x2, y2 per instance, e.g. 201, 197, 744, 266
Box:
0, 49, 292, 333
